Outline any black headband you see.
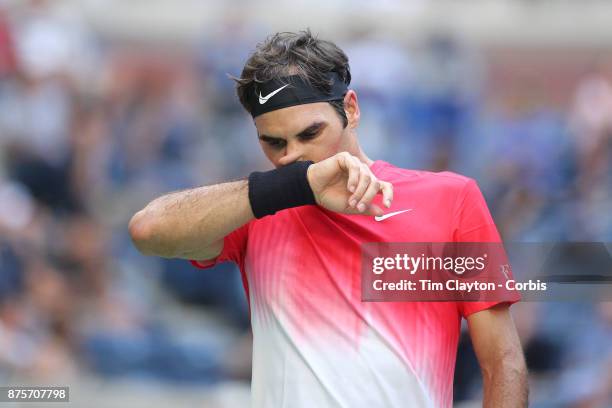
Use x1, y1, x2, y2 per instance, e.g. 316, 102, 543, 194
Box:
246, 72, 348, 118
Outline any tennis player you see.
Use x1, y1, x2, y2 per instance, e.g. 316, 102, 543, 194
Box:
129, 30, 528, 407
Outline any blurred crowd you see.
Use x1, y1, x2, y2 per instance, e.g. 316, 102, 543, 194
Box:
0, 1, 610, 407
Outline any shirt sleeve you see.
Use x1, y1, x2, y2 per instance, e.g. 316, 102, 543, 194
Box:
452, 179, 520, 318
190, 222, 250, 270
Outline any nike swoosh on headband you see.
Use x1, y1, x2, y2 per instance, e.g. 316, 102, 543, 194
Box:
258, 84, 290, 104
248, 72, 347, 118
374, 209, 413, 222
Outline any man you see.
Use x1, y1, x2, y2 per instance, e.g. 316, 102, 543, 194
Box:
129, 30, 528, 407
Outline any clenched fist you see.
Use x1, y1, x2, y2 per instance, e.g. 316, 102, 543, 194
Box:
306, 152, 393, 216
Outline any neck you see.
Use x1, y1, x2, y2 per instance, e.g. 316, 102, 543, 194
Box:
345, 130, 373, 166
355, 148, 373, 167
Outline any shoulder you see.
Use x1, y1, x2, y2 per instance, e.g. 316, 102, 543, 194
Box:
375, 161, 475, 193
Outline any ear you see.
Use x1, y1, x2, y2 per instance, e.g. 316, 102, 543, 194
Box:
343, 90, 360, 129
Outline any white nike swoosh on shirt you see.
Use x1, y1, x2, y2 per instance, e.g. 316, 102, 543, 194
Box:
258, 84, 290, 104
374, 209, 413, 222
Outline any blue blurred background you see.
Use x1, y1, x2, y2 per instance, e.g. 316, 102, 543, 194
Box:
0, 0, 610, 406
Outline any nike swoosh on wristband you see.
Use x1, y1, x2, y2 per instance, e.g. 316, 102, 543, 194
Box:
258, 84, 290, 104
374, 209, 413, 222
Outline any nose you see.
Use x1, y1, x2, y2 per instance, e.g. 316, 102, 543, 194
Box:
277, 142, 303, 166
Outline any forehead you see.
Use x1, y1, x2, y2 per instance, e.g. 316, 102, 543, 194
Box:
254, 102, 336, 136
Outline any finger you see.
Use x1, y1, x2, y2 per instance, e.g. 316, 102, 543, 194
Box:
349, 165, 371, 210
363, 203, 384, 217
346, 156, 361, 194
336, 152, 351, 171
357, 178, 381, 212
380, 181, 394, 208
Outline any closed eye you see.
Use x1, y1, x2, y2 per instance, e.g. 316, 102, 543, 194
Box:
297, 123, 324, 142
258, 122, 325, 149
298, 130, 319, 141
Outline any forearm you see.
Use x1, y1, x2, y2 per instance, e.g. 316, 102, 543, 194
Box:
129, 153, 392, 259
482, 357, 528, 408
468, 305, 529, 408
129, 180, 253, 258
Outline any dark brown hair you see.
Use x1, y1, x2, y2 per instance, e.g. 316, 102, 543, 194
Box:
233, 29, 351, 127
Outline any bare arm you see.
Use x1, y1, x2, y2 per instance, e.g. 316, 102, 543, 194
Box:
129, 180, 253, 260
129, 152, 393, 261
467, 304, 528, 407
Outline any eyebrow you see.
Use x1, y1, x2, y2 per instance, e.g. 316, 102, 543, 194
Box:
258, 121, 326, 142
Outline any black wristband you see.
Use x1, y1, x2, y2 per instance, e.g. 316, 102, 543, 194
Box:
248, 161, 316, 219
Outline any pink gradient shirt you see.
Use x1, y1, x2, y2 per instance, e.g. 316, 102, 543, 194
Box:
192, 160, 518, 408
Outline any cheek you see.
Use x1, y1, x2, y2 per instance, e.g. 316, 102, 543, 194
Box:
305, 134, 342, 162
322, 127, 347, 152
